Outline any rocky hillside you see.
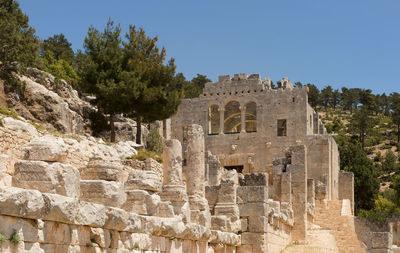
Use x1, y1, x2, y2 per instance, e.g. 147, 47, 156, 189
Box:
0, 68, 148, 143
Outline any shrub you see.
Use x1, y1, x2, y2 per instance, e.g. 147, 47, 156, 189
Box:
0, 107, 18, 119
0, 233, 6, 244
9, 229, 20, 245
146, 127, 163, 154
380, 144, 392, 150
128, 149, 162, 163
358, 194, 400, 224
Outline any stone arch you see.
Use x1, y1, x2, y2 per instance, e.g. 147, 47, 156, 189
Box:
224, 100, 241, 134
245, 101, 257, 132
208, 104, 220, 135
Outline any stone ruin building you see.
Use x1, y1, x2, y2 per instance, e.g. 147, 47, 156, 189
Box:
0, 72, 398, 253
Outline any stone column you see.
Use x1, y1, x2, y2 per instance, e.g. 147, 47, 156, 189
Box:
219, 108, 224, 134
184, 124, 205, 197
183, 124, 211, 227
240, 105, 246, 133
159, 139, 190, 221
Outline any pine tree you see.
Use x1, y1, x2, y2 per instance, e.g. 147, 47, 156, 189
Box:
321, 85, 333, 109
79, 20, 127, 142
0, 0, 40, 88
122, 25, 184, 144
307, 84, 320, 108
41, 34, 75, 64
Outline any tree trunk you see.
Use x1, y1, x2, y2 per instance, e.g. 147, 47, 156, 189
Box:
110, 114, 115, 143
136, 116, 142, 145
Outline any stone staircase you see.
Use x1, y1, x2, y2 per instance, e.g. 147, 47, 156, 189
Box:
313, 200, 366, 253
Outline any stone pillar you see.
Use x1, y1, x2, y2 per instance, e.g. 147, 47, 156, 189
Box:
183, 124, 211, 227
286, 145, 307, 242
184, 124, 205, 197
159, 139, 190, 221
240, 105, 246, 133
219, 108, 224, 134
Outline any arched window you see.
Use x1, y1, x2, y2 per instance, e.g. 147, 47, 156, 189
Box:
208, 104, 220, 135
224, 101, 241, 134
245, 101, 257, 132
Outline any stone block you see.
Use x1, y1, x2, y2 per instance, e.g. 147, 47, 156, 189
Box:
125, 169, 162, 192
43, 221, 71, 244
214, 203, 239, 217
0, 187, 44, 219
104, 207, 129, 231
212, 215, 228, 231
237, 186, 268, 203
75, 201, 106, 227
239, 173, 268, 186
81, 161, 128, 182
239, 202, 268, 217
13, 160, 80, 198
217, 183, 237, 204
42, 193, 78, 224
80, 180, 126, 208
70, 225, 91, 246
122, 190, 160, 215
248, 216, 268, 233
371, 232, 392, 249
22, 135, 67, 162
205, 185, 220, 208
241, 232, 267, 246
0, 214, 38, 242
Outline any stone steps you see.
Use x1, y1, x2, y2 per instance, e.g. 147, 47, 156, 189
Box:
313, 200, 366, 253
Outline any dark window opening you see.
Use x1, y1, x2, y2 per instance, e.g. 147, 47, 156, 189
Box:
224, 165, 243, 173
277, 119, 287, 136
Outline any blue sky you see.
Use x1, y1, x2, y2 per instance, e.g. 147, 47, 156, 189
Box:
19, 0, 400, 94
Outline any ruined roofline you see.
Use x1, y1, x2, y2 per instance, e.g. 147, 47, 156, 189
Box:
202, 73, 309, 97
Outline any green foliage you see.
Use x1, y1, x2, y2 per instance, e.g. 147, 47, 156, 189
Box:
146, 127, 163, 154
88, 110, 110, 137
379, 144, 392, 150
41, 50, 79, 86
339, 139, 379, 211
184, 74, 211, 98
0, 233, 6, 244
9, 229, 20, 245
358, 194, 400, 224
349, 108, 377, 149
0, 107, 18, 118
41, 33, 74, 64
307, 84, 320, 108
381, 150, 398, 173
128, 149, 162, 163
0, 0, 40, 88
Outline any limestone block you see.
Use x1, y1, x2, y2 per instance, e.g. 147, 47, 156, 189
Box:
371, 232, 392, 249
13, 160, 80, 198
24, 242, 44, 253
124, 212, 143, 233
103, 207, 129, 231
113, 141, 138, 159
42, 193, 78, 224
209, 230, 241, 246
214, 204, 239, 218
22, 135, 67, 162
241, 232, 267, 246
70, 225, 91, 246
239, 173, 268, 186
2, 117, 38, 136
123, 190, 161, 215
205, 185, 220, 208
217, 183, 237, 204
75, 201, 106, 227
125, 169, 162, 192
0, 215, 38, 242
160, 185, 188, 202
156, 201, 175, 218
81, 161, 128, 182
80, 180, 126, 208
248, 216, 268, 233
144, 158, 163, 177
90, 227, 110, 248
240, 218, 248, 232
190, 209, 211, 227
237, 186, 268, 204
238, 203, 268, 217
43, 220, 71, 244
212, 215, 228, 231
0, 187, 44, 218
